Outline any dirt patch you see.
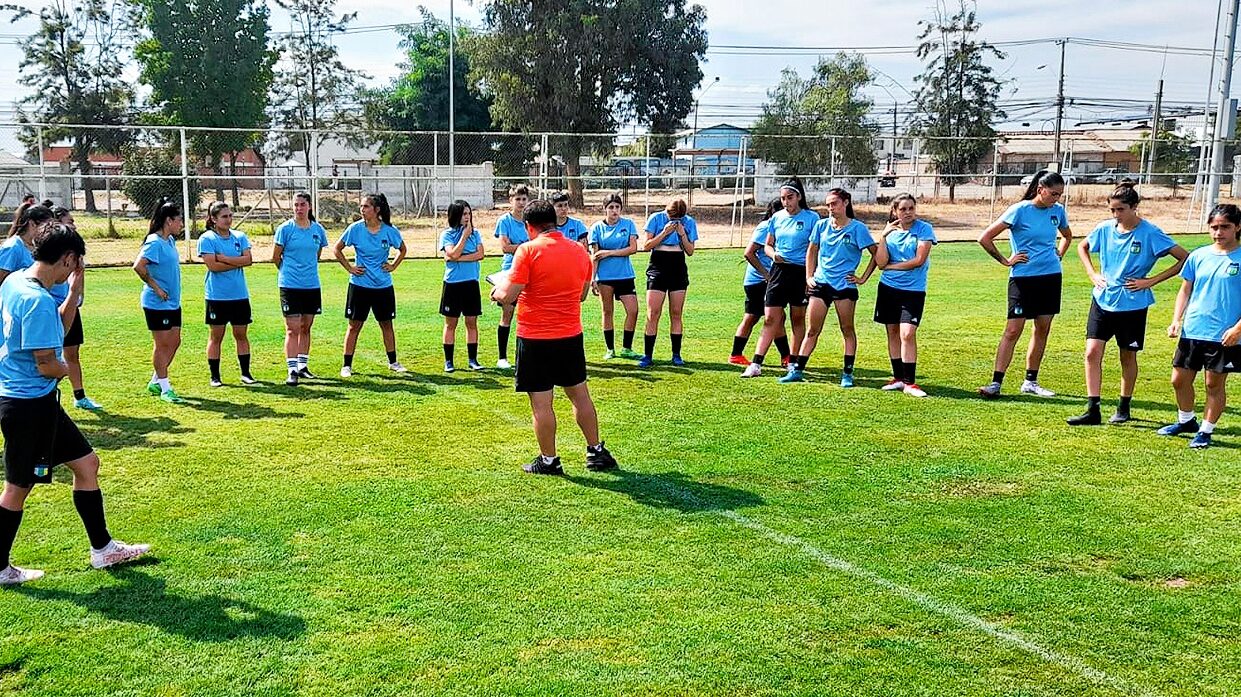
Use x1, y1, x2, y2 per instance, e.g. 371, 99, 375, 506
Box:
936, 479, 1027, 499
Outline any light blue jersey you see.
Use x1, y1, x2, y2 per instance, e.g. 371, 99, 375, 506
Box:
0, 236, 34, 276
879, 219, 937, 292
197, 229, 251, 301
340, 221, 403, 289
1181, 245, 1241, 343
589, 218, 639, 281
495, 213, 529, 272
558, 216, 588, 243
0, 269, 62, 399
766, 209, 821, 266
1087, 219, 1177, 312
644, 212, 699, 249
440, 227, 483, 283
274, 219, 328, 290
810, 218, 875, 290
744, 220, 774, 286
1002, 200, 1069, 278
138, 233, 181, 311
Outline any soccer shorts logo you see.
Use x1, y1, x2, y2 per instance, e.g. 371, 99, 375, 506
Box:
209, 312, 216, 320
162, 318, 170, 326
1013, 305, 1023, 316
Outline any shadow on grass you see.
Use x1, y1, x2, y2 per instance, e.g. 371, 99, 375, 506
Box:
74, 413, 192, 451
585, 364, 662, 383
264, 383, 350, 401
178, 395, 305, 420
566, 469, 765, 513
406, 370, 505, 391
14, 565, 306, 643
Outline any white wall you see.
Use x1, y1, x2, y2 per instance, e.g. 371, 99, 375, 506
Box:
753, 160, 878, 204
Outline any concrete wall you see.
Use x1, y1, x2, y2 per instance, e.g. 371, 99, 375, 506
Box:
753, 160, 878, 204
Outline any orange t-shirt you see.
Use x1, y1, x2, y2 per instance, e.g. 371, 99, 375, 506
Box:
509, 231, 592, 339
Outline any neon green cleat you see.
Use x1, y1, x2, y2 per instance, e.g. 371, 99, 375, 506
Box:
147, 382, 161, 396
617, 348, 641, 360
159, 389, 184, 404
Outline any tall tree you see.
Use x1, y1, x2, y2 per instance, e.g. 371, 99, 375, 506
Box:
7, 0, 137, 212
910, 0, 1005, 202
470, 0, 707, 205
134, 0, 276, 207
269, 0, 369, 173
749, 53, 877, 179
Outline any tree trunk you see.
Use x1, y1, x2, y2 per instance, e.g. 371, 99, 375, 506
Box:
75, 139, 97, 213
948, 181, 956, 203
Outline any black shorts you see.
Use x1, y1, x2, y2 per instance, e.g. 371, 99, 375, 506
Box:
440, 280, 482, 318
1172, 338, 1241, 374
1, 392, 92, 487
280, 287, 323, 317
646, 250, 689, 293
597, 278, 637, 298
873, 283, 927, 326
809, 283, 859, 303
205, 299, 253, 326
1007, 273, 1062, 319
1086, 300, 1147, 351
515, 333, 588, 393
764, 263, 809, 308
743, 282, 767, 316
64, 311, 83, 347
143, 307, 182, 332
346, 284, 397, 322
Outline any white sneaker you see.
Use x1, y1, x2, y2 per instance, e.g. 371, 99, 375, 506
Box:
741, 362, 762, 378
89, 540, 151, 569
1020, 380, 1055, 397
239, 375, 257, 385
977, 381, 1002, 399
340, 366, 353, 378
903, 383, 928, 398
0, 564, 44, 585
881, 379, 906, 391
496, 358, 512, 370
388, 361, 408, 373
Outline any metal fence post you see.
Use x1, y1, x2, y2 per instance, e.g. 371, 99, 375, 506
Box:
36, 126, 46, 202
179, 128, 191, 260
310, 129, 320, 217
912, 139, 920, 197
644, 135, 651, 220
433, 132, 439, 216
541, 133, 549, 194
990, 141, 1000, 220
829, 136, 837, 187
104, 174, 113, 236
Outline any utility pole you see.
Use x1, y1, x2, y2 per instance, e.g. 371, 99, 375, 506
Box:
891, 102, 897, 171
448, 0, 456, 204
1052, 39, 1067, 170
1147, 80, 1163, 185
1208, 0, 1241, 213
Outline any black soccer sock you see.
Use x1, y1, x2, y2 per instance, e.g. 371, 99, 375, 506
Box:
467, 343, 478, 362
992, 370, 1005, 385
773, 335, 791, 359
73, 389, 85, 401
497, 325, 511, 360
386, 350, 398, 364
890, 358, 904, 380
1087, 396, 1101, 411
797, 355, 810, 370
671, 333, 683, 357
208, 358, 221, 381
238, 353, 251, 377
72, 489, 111, 551
751, 353, 765, 366
443, 343, 454, 362
604, 330, 616, 351
622, 330, 635, 350
731, 335, 748, 357
644, 334, 656, 358
343, 353, 354, 368
0, 506, 22, 569
903, 361, 917, 385
1118, 395, 1133, 413
1025, 369, 1039, 382
843, 354, 856, 375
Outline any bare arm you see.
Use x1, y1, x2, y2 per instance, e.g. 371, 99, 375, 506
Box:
743, 243, 769, 281
1056, 226, 1074, 259
1127, 245, 1189, 291
1168, 279, 1192, 337
978, 220, 1024, 267
883, 240, 933, 271
132, 257, 169, 301
384, 241, 408, 272
641, 223, 677, 251
443, 231, 471, 262
33, 347, 67, 380
852, 244, 884, 284
491, 277, 525, 305
199, 253, 235, 273
333, 239, 363, 276
499, 235, 520, 255
272, 244, 284, 268
805, 242, 819, 288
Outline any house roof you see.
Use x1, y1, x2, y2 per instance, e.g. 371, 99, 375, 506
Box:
997, 130, 1146, 156
0, 150, 31, 167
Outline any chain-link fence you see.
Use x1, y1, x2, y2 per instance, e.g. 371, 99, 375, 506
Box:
0, 122, 1231, 264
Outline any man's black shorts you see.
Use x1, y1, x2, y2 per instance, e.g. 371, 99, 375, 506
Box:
1172, 337, 1241, 373
764, 262, 809, 308
1007, 273, 1062, 319
440, 280, 483, 318
205, 299, 253, 326
515, 333, 588, 393
345, 284, 397, 322
1, 392, 92, 487
597, 278, 637, 298
143, 307, 182, 332
64, 311, 84, 347
280, 287, 323, 317
873, 282, 926, 326
1086, 299, 1147, 351
646, 250, 689, 293
808, 282, 859, 303
743, 282, 767, 316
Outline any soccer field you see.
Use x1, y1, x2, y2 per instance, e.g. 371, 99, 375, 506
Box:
2, 241, 1240, 696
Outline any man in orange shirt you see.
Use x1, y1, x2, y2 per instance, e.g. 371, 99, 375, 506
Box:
491, 199, 619, 475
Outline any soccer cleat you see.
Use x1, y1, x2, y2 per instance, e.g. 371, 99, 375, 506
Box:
388, 362, 408, 373
159, 389, 184, 404
585, 443, 619, 472
1109, 411, 1131, 425
603, 350, 616, 360
618, 348, 641, 360
297, 367, 317, 379
147, 382, 161, 396
468, 359, 484, 371
671, 355, 686, 367
881, 379, 906, 391
209, 378, 224, 388
1156, 419, 1199, 436
444, 361, 456, 373
73, 396, 103, 410
1189, 432, 1213, 449
637, 356, 654, 368
840, 373, 854, 388
285, 372, 299, 387
340, 366, 353, 378
90, 540, 151, 569
741, 362, 762, 378
1020, 380, 1055, 397
0, 565, 44, 586
239, 374, 257, 385
522, 455, 564, 475
778, 368, 805, 383
780, 355, 790, 369
728, 354, 750, 366
1066, 410, 1101, 426
903, 383, 928, 398
496, 358, 513, 370
978, 381, 1002, 399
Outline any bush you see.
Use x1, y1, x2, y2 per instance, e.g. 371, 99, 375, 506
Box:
121, 147, 203, 218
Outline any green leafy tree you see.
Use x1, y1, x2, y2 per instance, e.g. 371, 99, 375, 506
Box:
120, 146, 202, 217
910, 0, 1006, 202
7, 0, 137, 213
133, 0, 276, 208
749, 53, 877, 178
1130, 131, 1195, 192
469, 0, 707, 205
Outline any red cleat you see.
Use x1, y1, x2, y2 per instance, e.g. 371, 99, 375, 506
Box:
780, 356, 790, 368
728, 355, 750, 366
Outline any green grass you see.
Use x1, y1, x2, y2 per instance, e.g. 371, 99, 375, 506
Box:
2, 241, 1240, 696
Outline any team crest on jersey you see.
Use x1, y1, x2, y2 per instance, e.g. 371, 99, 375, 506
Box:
1050, 216, 1060, 227
796, 221, 805, 230
1230, 263, 1240, 277
1130, 240, 1142, 254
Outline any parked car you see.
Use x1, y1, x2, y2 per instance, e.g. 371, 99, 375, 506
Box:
878, 170, 897, 188
1020, 171, 1078, 186
1090, 169, 1134, 185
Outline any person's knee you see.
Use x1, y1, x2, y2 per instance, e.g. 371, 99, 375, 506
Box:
1002, 324, 1024, 342
1171, 370, 1192, 388
1, 482, 32, 507
1085, 342, 1105, 361
72, 452, 101, 480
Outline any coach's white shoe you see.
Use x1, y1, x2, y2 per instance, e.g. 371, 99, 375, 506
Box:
90, 540, 150, 569
741, 362, 762, 378
388, 361, 408, 373
496, 358, 512, 370
1020, 380, 1055, 398
340, 366, 353, 378
0, 565, 44, 585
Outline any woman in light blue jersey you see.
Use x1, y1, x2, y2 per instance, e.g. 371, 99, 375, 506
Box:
588, 193, 640, 359
333, 192, 408, 377
439, 200, 485, 372
977, 170, 1074, 399
1067, 183, 1186, 425
552, 191, 589, 249
132, 199, 185, 403
731, 199, 790, 367
198, 202, 254, 387
273, 192, 329, 386
493, 184, 530, 369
